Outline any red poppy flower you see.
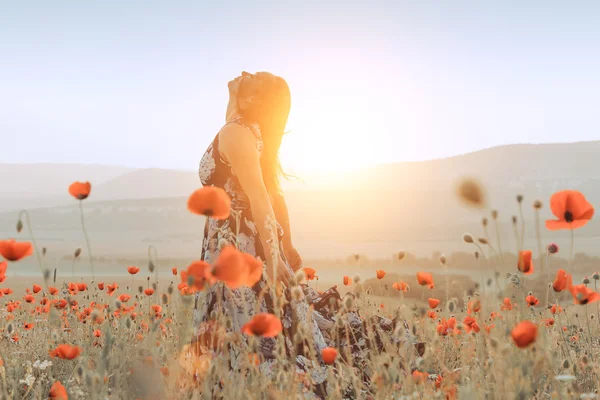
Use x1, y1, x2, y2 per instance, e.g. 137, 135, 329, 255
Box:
127, 266, 139, 275
546, 190, 594, 230
242, 253, 263, 287
241, 313, 282, 337
321, 347, 338, 364
550, 304, 563, 314
343, 276, 352, 286
106, 283, 118, 296
144, 288, 155, 296
182, 260, 211, 291
392, 281, 410, 292
436, 317, 458, 336
2, 288, 12, 295
427, 310, 438, 319
511, 321, 538, 348
94, 329, 102, 338
467, 299, 481, 314
553, 269, 569, 292
172, 267, 178, 276
376, 270, 386, 279
428, 298, 440, 309
568, 278, 600, 305
0, 239, 33, 262
97, 282, 105, 290
69, 181, 91, 200
24, 323, 34, 330
543, 318, 555, 327
525, 295, 539, 307
187, 186, 231, 220
211, 246, 248, 289
416, 272, 434, 289
412, 370, 429, 384
118, 294, 131, 303
24, 294, 35, 304
31, 284, 42, 294
55, 299, 68, 309
77, 283, 87, 292
0, 261, 7, 282
302, 267, 318, 281
49, 344, 82, 359
49, 287, 58, 295
501, 297, 513, 311
49, 381, 68, 400
517, 250, 534, 275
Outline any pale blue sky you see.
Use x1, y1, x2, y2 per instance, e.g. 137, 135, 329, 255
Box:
1, 1, 599, 173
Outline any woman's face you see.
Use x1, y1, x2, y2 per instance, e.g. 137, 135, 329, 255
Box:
226, 71, 275, 119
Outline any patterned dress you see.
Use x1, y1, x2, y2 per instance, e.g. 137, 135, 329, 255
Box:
194, 116, 329, 388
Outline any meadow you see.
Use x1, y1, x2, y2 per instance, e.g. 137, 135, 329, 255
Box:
0, 179, 598, 400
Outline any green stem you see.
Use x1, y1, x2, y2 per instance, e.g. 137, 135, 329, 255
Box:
534, 209, 544, 275
518, 203, 525, 251
18, 210, 44, 273
148, 245, 159, 301
569, 229, 574, 274
78, 201, 95, 279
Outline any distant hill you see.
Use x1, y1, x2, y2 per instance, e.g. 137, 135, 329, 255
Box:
1, 141, 599, 265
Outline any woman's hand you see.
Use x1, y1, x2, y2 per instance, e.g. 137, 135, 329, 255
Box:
285, 247, 303, 272
266, 256, 292, 286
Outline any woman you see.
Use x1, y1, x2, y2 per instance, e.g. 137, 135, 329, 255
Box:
194, 71, 328, 389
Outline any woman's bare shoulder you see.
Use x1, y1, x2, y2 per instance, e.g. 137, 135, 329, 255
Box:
218, 122, 260, 164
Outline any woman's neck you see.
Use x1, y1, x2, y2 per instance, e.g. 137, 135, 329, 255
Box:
226, 110, 241, 123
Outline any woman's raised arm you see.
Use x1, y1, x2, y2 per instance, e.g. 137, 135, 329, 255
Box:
218, 123, 290, 284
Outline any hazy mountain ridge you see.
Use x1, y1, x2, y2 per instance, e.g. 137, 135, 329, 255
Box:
1, 141, 600, 261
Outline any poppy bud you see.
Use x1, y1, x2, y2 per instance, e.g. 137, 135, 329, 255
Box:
456, 178, 486, 208
547, 243, 559, 254
148, 260, 155, 273
474, 252, 479, 260
44, 269, 51, 280
533, 200, 543, 209
583, 277, 590, 285
463, 234, 474, 244
439, 255, 446, 266
516, 195, 523, 203
482, 217, 488, 227
43, 247, 47, 256
593, 272, 600, 280
478, 237, 488, 245
512, 216, 518, 225
16, 219, 23, 233
74, 248, 82, 258
397, 251, 406, 261
491, 210, 498, 220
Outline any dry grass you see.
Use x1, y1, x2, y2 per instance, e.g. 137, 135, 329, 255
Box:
0, 192, 599, 400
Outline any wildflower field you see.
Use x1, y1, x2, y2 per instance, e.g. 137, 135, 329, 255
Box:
0, 179, 599, 400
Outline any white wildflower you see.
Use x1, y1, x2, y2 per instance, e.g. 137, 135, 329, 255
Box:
19, 373, 35, 386
33, 360, 53, 370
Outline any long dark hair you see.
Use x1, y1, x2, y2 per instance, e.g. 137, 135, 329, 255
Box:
238, 73, 291, 195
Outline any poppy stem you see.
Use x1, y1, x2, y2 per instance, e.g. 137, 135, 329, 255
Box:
544, 251, 550, 307
518, 202, 525, 252
78, 201, 95, 280
492, 219, 504, 264
148, 245, 159, 300
569, 229, 574, 274
534, 209, 544, 274
18, 210, 44, 276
